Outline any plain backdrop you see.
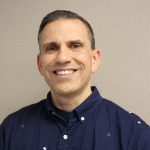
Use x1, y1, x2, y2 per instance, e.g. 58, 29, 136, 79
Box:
0, 0, 150, 124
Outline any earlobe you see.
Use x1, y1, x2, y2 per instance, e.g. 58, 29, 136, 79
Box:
92, 49, 101, 73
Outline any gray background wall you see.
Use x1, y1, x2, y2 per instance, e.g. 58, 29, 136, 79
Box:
0, 0, 150, 124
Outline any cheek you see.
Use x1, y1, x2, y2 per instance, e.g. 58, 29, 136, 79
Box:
38, 56, 50, 74
77, 50, 92, 62
81, 53, 93, 68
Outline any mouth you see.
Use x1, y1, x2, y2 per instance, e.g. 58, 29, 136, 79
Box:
53, 69, 77, 75
48, 65, 81, 77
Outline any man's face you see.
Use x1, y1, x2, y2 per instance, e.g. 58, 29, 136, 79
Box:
37, 18, 100, 98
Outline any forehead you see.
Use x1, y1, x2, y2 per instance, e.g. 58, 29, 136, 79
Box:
39, 18, 90, 43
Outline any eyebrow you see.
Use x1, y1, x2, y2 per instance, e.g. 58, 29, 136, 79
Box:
67, 39, 83, 43
40, 39, 84, 50
41, 42, 59, 49
43, 39, 83, 45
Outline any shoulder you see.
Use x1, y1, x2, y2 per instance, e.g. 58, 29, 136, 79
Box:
101, 98, 148, 125
100, 98, 150, 149
101, 98, 149, 130
0, 99, 46, 128
0, 99, 48, 149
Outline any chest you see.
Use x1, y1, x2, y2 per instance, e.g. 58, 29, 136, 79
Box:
9, 117, 125, 150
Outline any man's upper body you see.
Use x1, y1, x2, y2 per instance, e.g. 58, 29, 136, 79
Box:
0, 87, 150, 150
0, 10, 150, 150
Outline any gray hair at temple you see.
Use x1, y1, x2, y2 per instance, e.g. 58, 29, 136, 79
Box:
38, 10, 95, 49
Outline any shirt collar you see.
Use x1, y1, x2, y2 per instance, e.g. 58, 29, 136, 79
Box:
75, 86, 103, 119
45, 86, 103, 121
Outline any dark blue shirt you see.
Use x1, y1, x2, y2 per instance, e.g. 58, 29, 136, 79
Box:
0, 87, 150, 150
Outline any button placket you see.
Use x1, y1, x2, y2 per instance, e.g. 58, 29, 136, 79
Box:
63, 134, 68, 140
81, 116, 85, 122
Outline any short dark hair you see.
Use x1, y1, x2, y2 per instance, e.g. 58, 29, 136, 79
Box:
38, 10, 95, 49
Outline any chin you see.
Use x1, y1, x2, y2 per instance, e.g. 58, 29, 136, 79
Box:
53, 86, 79, 96
57, 89, 75, 96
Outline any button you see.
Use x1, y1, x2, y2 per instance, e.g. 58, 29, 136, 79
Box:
63, 134, 68, 140
81, 116, 85, 121
43, 147, 47, 150
137, 121, 141, 124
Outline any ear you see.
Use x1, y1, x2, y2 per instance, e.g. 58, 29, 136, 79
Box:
91, 49, 101, 73
37, 53, 43, 76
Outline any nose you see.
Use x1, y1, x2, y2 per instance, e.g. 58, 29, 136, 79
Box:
55, 45, 71, 64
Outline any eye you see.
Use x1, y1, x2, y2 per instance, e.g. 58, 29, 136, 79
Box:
45, 44, 58, 53
70, 43, 82, 49
46, 46, 56, 51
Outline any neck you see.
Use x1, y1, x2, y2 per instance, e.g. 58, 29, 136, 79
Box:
51, 86, 92, 112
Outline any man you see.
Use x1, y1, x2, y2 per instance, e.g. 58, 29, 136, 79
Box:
0, 10, 150, 150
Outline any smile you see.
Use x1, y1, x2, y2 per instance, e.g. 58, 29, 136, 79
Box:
55, 69, 75, 75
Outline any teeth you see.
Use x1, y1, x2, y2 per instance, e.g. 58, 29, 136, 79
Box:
56, 70, 74, 75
